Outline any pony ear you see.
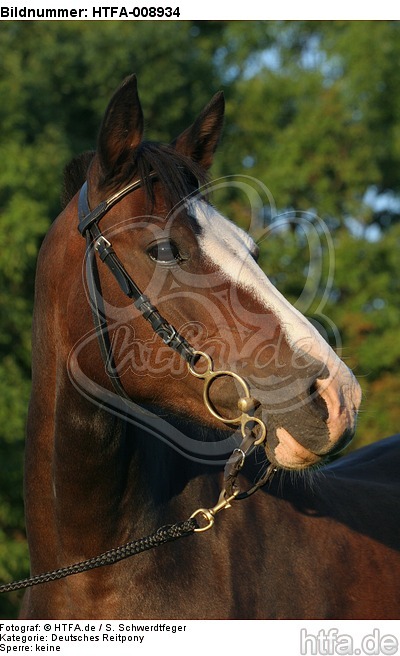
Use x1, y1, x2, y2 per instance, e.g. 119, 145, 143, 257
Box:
172, 91, 225, 170
97, 74, 144, 179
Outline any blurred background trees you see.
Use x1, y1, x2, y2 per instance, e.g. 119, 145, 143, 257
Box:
1, 20, 399, 616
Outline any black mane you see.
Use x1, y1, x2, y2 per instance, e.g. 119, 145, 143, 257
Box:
61, 142, 208, 210
61, 150, 95, 209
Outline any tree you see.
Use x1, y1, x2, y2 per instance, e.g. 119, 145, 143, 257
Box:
1, 20, 399, 617
212, 20, 400, 447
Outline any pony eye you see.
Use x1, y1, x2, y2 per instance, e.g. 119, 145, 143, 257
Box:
148, 240, 182, 264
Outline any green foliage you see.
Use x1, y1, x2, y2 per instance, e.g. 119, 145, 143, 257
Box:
1, 20, 400, 617
0, 363, 29, 618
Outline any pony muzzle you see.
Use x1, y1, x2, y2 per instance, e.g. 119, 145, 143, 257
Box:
266, 366, 362, 470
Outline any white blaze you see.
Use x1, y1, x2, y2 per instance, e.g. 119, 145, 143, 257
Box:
191, 200, 340, 370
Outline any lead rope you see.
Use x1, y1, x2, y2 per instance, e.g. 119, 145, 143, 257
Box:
0, 423, 270, 594
0, 419, 270, 594
0, 520, 197, 594
0, 353, 270, 594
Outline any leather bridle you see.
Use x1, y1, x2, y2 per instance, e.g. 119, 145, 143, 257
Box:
77, 174, 269, 465
78, 174, 195, 401
0, 172, 275, 595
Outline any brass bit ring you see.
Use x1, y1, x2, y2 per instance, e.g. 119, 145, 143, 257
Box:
188, 350, 266, 445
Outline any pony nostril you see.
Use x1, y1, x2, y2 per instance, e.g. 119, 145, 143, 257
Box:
309, 380, 329, 422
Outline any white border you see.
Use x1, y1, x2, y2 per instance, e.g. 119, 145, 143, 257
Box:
1, 0, 400, 20
0, 620, 399, 655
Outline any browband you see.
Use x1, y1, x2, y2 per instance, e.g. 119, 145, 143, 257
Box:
78, 175, 155, 235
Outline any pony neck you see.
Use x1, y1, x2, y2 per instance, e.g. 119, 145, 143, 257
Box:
55, 383, 222, 542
